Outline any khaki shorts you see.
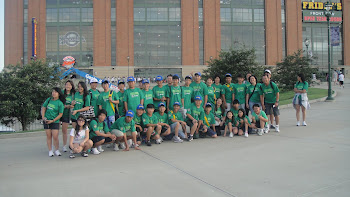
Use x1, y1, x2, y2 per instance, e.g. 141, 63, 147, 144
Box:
126, 130, 137, 136
110, 129, 124, 137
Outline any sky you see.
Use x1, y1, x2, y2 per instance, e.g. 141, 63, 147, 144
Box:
0, 0, 4, 72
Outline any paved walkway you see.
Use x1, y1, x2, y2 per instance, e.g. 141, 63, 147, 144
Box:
0, 83, 349, 197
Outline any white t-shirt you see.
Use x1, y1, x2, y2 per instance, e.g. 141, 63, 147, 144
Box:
70, 127, 88, 144
339, 74, 344, 81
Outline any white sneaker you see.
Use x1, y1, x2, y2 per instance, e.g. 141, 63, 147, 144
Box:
173, 136, 183, 143
62, 146, 68, 152
127, 139, 133, 147
159, 136, 163, 142
54, 150, 62, 156
97, 145, 104, 152
244, 131, 249, 138
119, 142, 126, 150
106, 144, 112, 148
264, 126, 269, 133
257, 129, 263, 136
302, 121, 307, 126
49, 150, 54, 157
155, 138, 162, 144
91, 148, 100, 155
275, 125, 280, 132
296, 121, 300, 126
229, 132, 233, 138
113, 143, 119, 151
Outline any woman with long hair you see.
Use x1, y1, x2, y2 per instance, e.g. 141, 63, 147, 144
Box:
293, 73, 310, 126
69, 115, 93, 158
71, 81, 91, 129
246, 75, 262, 114
61, 80, 75, 152
41, 87, 65, 157
214, 98, 225, 136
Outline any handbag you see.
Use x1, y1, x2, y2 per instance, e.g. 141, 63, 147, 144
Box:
81, 92, 95, 119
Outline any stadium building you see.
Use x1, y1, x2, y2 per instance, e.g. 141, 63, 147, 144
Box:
4, 0, 349, 78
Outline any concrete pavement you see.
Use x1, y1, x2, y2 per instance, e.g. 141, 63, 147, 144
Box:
0, 83, 349, 197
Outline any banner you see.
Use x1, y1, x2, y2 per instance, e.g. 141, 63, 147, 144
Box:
331, 26, 340, 46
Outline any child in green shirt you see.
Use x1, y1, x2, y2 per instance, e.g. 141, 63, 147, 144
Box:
251, 104, 269, 136
155, 102, 172, 141
223, 111, 237, 138
233, 74, 247, 110
234, 109, 250, 138
142, 104, 162, 146
168, 102, 187, 142
186, 96, 205, 141
153, 75, 167, 111
142, 79, 154, 108
182, 75, 194, 118
201, 103, 218, 138
124, 76, 144, 114
117, 80, 126, 117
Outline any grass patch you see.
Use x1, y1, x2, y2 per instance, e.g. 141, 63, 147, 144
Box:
280, 88, 328, 105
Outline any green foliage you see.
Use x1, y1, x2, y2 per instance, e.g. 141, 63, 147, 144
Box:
0, 60, 61, 131
202, 48, 260, 83
274, 50, 318, 91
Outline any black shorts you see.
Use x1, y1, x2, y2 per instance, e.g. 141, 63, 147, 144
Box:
264, 103, 280, 116
91, 136, 112, 145
161, 126, 168, 134
60, 117, 70, 123
340, 81, 344, 85
44, 122, 59, 130
186, 119, 196, 128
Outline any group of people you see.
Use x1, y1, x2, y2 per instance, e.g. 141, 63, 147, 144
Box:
332, 69, 345, 89
41, 69, 310, 158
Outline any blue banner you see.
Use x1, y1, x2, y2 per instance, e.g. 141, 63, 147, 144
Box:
331, 26, 340, 46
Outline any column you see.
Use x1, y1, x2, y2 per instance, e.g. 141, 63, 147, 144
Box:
285, 0, 303, 55
343, 0, 350, 66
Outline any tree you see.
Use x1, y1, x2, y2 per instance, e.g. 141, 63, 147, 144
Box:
202, 48, 259, 82
0, 60, 61, 131
274, 50, 318, 91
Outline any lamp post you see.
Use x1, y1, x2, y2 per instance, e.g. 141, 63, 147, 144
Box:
324, 2, 334, 101
127, 56, 130, 76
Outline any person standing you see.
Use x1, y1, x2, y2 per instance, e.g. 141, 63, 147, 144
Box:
245, 75, 262, 113
293, 73, 310, 126
206, 77, 216, 114
212, 76, 223, 102
333, 69, 338, 86
232, 74, 247, 110
142, 79, 154, 108
181, 75, 194, 119
167, 75, 182, 111
339, 72, 345, 88
222, 73, 234, 112
117, 80, 126, 117
61, 80, 75, 152
89, 78, 100, 118
190, 72, 208, 108
153, 75, 167, 111
124, 76, 144, 113
97, 80, 119, 128
71, 82, 91, 129
41, 87, 65, 157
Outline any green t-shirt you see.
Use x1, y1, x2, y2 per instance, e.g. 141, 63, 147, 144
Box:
89, 119, 109, 138
168, 110, 184, 122
214, 107, 224, 119
207, 86, 215, 105
251, 110, 268, 126
142, 113, 158, 128
97, 91, 119, 116
89, 89, 100, 117
234, 83, 247, 104
110, 117, 136, 133
247, 83, 262, 103
222, 83, 235, 103
134, 114, 143, 126
124, 88, 144, 113
62, 92, 73, 118
244, 81, 251, 87
154, 112, 168, 124
225, 117, 234, 125
164, 84, 172, 98
260, 82, 280, 104
182, 86, 194, 110
294, 81, 308, 92
212, 83, 223, 100
142, 89, 154, 108
168, 85, 182, 110
43, 98, 64, 123
117, 91, 125, 116
230, 108, 239, 118
190, 81, 208, 98
234, 115, 251, 127
152, 85, 167, 109
203, 112, 215, 127
186, 104, 204, 121
72, 92, 91, 120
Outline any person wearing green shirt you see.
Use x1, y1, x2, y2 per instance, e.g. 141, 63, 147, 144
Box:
124, 76, 144, 114
260, 75, 280, 132
142, 104, 162, 146
186, 95, 205, 141
233, 74, 247, 110
72, 81, 91, 128
223, 111, 237, 138
182, 75, 194, 118
142, 79, 154, 108
293, 73, 309, 127
214, 98, 225, 136
201, 103, 218, 138
222, 73, 235, 112
230, 99, 240, 118
168, 102, 187, 142
97, 80, 119, 128
164, 74, 173, 103
110, 110, 141, 150
234, 109, 251, 138
89, 78, 100, 118
153, 75, 167, 111
206, 77, 215, 114
154, 103, 172, 140
117, 80, 126, 117
245, 75, 262, 114
251, 104, 269, 136
134, 104, 144, 133
41, 87, 65, 157
167, 75, 182, 111
244, 73, 252, 87
212, 76, 223, 102
61, 80, 75, 152
190, 72, 208, 108
89, 109, 118, 154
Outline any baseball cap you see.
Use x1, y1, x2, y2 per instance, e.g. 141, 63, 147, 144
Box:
158, 102, 166, 107
127, 76, 136, 82
90, 78, 98, 83
173, 102, 181, 106
125, 110, 134, 117
194, 72, 201, 76
136, 104, 144, 110
185, 75, 192, 80
194, 95, 202, 101
205, 103, 212, 107
142, 79, 150, 84
155, 75, 163, 81
118, 80, 125, 85
264, 69, 271, 74
225, 73, 232, 77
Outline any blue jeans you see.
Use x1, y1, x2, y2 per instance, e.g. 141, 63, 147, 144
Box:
105, 115, 115, 128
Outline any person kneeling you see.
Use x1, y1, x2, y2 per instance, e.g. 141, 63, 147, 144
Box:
142, 104, 162, 146
234, 109, 251, 138
69, 116, 93, 158
168, 102, 188, 143
251, 104, 269, 136
201, 103, 218, 138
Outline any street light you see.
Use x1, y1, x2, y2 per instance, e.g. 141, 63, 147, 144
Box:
127, 56, 130, 76
324, 2, 334, 101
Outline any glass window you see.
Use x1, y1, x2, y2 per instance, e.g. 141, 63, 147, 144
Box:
253, 9, 264, 23
46, 8, 58, 22
147, 8, 168, 21
169, 8, 181, 21
81, 8, 93, 22
199, 8, 203, 22
220, 8, 231, 22
232, 8, 252, 22
46, 0, 57, 6
199, 25, 204, 65
111, 26, 116, 66
24, 9, 28, 23
24, 0, 28, 6
134, 8, 146, 21
220, 0, 232, 5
